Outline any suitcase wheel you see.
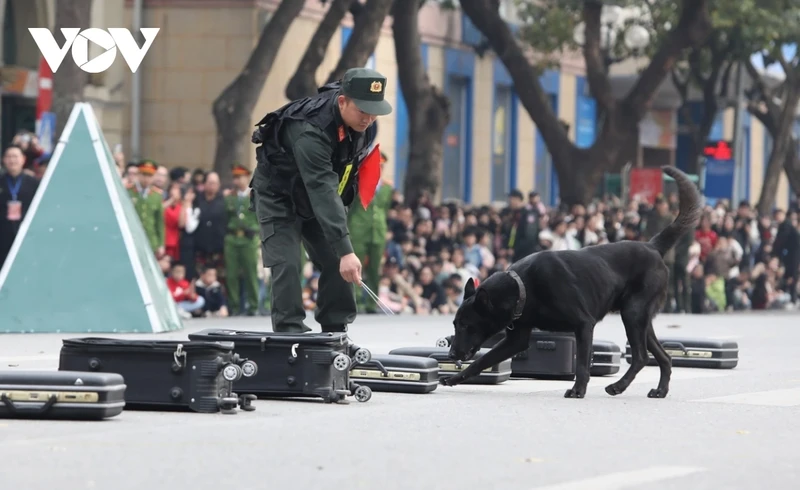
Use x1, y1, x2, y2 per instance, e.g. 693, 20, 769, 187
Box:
240, 360, 258, 378
238, 394, 257, 412
219, 396, 239, 415
353, 348, 371, 365
222, 363, 244, 382
333, 354, 351, 371
353, 385, 372, 403
436, 337, 451, 348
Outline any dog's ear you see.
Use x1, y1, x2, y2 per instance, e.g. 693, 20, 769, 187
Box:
474, 288, 493, 313
464, 278, 476, 299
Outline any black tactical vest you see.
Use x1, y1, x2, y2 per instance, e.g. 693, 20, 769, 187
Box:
251, 82, 377, 218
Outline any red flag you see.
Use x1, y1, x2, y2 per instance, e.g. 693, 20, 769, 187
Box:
358, 144, 382, 210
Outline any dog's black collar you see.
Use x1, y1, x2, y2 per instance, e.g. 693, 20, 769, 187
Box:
507, 270, 526, 321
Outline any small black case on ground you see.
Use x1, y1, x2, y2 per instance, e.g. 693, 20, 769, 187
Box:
591, 340, 621, 376
388, 346, 512, 384
0, 370, 126, 420
624, 337, 739, 369
187, 329, 374, 403
58, 338, 258, 414
349, 354, 439, 394
474, 330, 577, 381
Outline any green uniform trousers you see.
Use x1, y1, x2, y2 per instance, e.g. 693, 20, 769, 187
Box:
224, 235, 260, 316
352, 240, 385, 313
260, 217, 356, 333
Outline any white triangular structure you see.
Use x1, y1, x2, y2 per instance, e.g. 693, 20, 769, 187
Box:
0, 103, 183, 333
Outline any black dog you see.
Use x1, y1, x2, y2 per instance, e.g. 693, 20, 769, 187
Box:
442, 166, 702, 399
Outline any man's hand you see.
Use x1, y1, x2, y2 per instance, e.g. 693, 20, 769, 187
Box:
339, 253, 362, 285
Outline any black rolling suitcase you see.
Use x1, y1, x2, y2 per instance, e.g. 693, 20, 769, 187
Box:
591, 340, 621, 376
625, 337, 739, 369
58, 338, 259, 414
388, 347, 512, 385
349, 354, 439, 394
0, 370, 126, 420
187, 329, 375, 403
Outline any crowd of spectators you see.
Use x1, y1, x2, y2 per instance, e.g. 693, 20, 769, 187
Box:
132, 159, 800, 318
371, 188, 800, 315
3, 130, 798, 318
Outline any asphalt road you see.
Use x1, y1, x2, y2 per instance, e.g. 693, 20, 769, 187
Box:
0, 311, 798, 490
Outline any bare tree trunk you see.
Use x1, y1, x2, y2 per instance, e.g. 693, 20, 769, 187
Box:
211, 0, 304, 183
783, 140, 800, 197
286, 0, 355, 100
460, 0, 712, 206
326, 0, 393, 83
393, 0, 450, 205
758, 87, 800, 214
52, 0, 93, 139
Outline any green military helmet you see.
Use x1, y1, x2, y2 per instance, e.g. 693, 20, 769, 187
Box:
341, 67, 393, 116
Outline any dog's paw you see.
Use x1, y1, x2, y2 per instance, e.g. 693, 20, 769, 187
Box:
563, 388, 585, 399
605, 383, 624, 396
439, 377, 456, 387
647, 388, 669, 399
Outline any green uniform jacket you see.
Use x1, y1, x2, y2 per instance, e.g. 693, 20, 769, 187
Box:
128, 185, 164, 252
256, 120, 356, 258
348, 183, 393, 244
225, 191, 259, 243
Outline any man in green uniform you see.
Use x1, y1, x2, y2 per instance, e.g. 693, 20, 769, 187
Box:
348, 151, 393, 313
224, 164, 260, 316
128, 160, 165, 257
250, 67, 392, 333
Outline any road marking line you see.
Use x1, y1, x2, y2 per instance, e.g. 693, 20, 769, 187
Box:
692, 387, 800, 407
532, 465, 705, 490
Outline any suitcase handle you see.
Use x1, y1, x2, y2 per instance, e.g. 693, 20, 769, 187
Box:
661, 342, 687, 352
1, 393, 58, 415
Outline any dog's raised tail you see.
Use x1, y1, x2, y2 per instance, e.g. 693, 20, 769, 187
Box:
649, 166, 702, 257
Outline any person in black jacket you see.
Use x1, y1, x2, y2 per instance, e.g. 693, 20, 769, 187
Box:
505, 189, 539, 262
0, 145, 39, 269
772, 211, 800, 304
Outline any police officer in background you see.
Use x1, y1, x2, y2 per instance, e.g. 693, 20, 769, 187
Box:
251, 67, 393, 333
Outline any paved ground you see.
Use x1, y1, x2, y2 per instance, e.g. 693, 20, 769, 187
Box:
0, 311, 798, 489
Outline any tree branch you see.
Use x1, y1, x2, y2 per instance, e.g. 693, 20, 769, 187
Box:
326, 0, 393, 83
393, 0, 426, 105
459, 0, 572, 164
775, 46, 795, 84
286, 0, 355, 100
718, 59, 734, 100
687, 48, 709, 87
211, 0, 304, 180
748, 100, 774, 134
624, 0, 712, 118
744, 57, 781, 125
581, 2, 615, 111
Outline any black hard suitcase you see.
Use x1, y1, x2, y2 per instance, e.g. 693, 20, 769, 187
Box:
388, 347, 512, 384
58, 338, 259, 414
625, 337, 739, 369
0, 370, 126, 420
349, 354, 439, 394
480, 331, 576, 380
187, 329, 375, 403
591, 340, 621, 376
